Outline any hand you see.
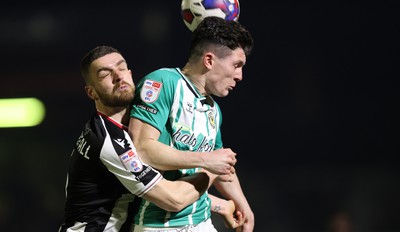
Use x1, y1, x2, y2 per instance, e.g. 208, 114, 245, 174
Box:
235, 208, 254, 232
203, 148, 237, 175
221, 200, 244, 229
216, 166, 236, 182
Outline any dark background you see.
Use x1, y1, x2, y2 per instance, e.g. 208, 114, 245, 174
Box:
1, 1, 399, 232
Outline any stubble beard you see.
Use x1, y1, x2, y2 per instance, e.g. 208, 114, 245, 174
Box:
99, 88, 134, 108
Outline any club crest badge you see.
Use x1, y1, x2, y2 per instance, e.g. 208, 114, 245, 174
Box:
207, 111, 215, 129
141, 80, 162, 103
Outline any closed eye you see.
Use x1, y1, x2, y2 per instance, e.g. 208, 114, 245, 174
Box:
98, 69, 111, 78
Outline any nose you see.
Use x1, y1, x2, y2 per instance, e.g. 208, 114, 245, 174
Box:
234, 70, 243, 82
113, 69, 124, 82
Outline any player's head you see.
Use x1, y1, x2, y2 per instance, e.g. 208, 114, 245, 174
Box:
80, 45, 135, 108
188, 16, 254, 97
188, 16, 254, 62
81, 46, 121, 85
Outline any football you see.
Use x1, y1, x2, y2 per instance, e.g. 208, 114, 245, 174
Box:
181, 0, 240, 32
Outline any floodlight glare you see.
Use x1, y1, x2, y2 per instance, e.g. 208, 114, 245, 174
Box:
0, 98, 46, 128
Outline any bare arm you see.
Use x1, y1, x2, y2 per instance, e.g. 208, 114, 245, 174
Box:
128, 117, 236, 175
209, 194, 244, 229
142, 170, 217, 212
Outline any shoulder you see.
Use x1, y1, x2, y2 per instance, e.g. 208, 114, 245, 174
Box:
143, 68, 181, 82
86, 113, 105, 137
86, 113, 124, 143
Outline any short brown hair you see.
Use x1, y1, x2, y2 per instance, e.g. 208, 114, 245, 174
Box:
80, 46, 121, 84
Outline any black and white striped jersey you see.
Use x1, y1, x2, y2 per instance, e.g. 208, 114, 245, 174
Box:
59, 111, 162, 232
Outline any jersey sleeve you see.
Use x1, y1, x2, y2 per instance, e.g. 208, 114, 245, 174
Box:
100, 139, 163, 197
97, 116, 163, 197
130, 68, 177, 133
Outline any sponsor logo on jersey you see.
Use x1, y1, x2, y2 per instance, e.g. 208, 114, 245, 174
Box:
136, 104, 158, 114
140, 80, 162, 103
172, 126, 215, 152
119, 150, 143, 173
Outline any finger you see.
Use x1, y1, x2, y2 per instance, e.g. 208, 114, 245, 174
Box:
233, 218, 242, 227
233, 211, 244, 227
230, 166, 236, 174
232, 154, 237, 162
236, 211, 244, 222
232, 157, 237, 165
218, 174, 233, 182
228, 156, 236, 166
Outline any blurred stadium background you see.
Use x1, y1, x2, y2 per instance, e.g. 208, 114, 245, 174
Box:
0, 1, 399, 231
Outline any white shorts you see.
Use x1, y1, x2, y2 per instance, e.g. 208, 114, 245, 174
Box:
133, 218, 217, 232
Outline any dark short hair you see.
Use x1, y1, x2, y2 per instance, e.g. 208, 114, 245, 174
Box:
80, 46, 121, 84
189, 16, 254, 60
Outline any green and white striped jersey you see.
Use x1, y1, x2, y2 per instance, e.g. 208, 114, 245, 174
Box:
130, 67, 223, 227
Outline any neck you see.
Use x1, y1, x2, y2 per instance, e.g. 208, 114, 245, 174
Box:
97, 106, 129, 125
181, 67, 207, 96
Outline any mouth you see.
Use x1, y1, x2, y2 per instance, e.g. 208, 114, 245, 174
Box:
117, 83, 131, 91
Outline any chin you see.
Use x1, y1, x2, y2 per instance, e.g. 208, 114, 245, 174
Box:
117, 93, 133, 102
222, 91, 230, 97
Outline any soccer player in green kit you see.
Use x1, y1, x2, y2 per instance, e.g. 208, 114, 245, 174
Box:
129, 16, 255, 231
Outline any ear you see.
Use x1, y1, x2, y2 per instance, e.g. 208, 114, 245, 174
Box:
85, 85, 98, 100
203, 52, 214, 70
